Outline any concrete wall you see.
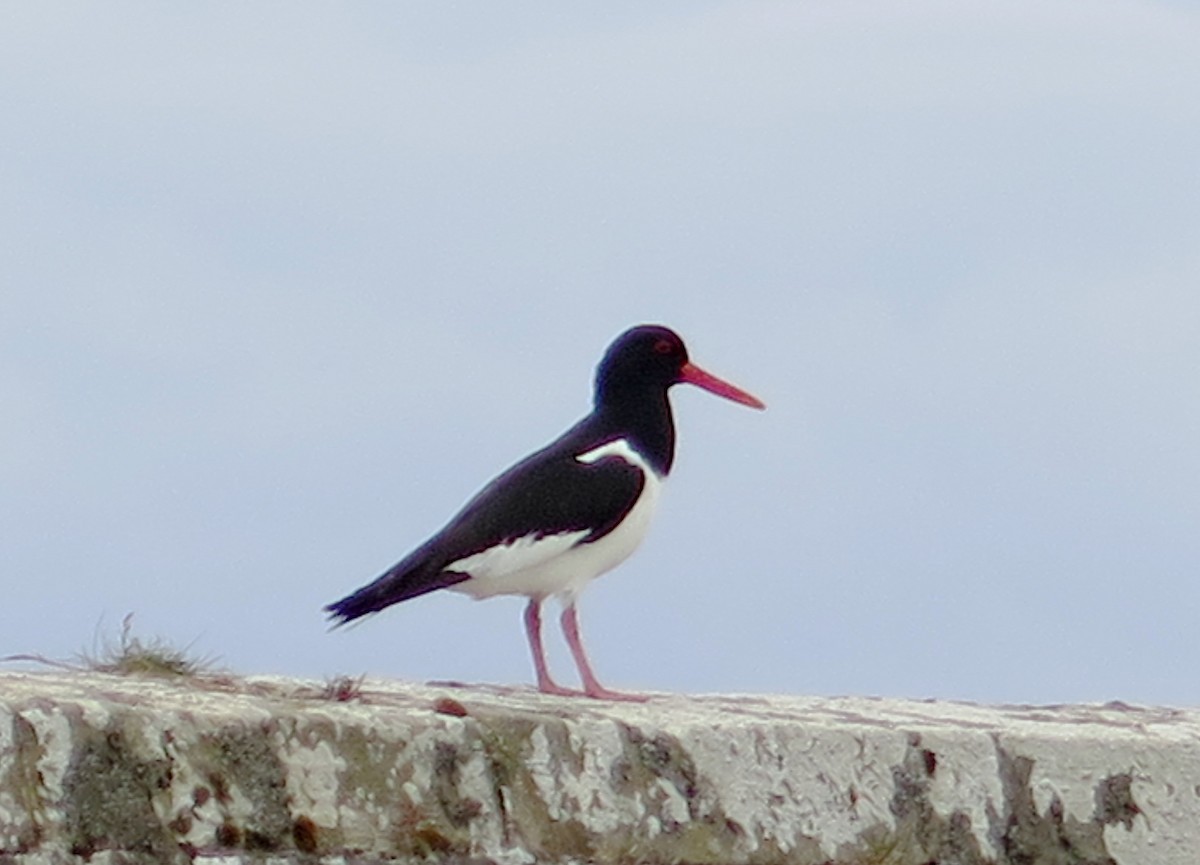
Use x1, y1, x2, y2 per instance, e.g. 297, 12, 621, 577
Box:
0, 671, 1196, 864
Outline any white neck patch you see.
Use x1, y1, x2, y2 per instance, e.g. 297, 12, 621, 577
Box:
575, 438, 662, 478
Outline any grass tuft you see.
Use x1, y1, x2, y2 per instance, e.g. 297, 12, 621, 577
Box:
81, 613, 215, 678
2, 613, 217, 680
321, 673, 366, 702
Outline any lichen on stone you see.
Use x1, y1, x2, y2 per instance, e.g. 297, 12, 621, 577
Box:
60, 718, 174, 860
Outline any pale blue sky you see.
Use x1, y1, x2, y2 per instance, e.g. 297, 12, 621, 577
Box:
3, 2, 1199, 704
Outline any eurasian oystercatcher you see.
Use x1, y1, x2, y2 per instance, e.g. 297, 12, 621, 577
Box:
325, 324, 764, 700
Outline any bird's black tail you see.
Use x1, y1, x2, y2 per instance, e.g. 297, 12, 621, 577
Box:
325, 547, 470, 626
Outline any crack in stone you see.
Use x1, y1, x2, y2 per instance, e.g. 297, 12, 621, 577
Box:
987, 737, 1122, 865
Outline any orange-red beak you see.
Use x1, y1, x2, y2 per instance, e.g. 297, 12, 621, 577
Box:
679, 362, 765, 409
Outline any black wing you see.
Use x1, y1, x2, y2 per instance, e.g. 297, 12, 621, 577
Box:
325, 427, 645, 624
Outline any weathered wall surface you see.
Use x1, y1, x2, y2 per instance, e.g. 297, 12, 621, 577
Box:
0, 671, 1196, 864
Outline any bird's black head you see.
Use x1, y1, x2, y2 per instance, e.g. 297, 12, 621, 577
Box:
593, 324, 765, 412
590, 324, 763, 476
594, 325, 689, 405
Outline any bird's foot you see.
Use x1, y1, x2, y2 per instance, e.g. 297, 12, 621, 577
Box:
535, 680, 648, 701
536, 679, 587, 698
581, 684, 650, 703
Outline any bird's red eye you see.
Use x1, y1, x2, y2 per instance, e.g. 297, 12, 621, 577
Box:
654, 339, 673, 355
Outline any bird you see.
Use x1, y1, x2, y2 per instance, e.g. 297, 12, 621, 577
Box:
325, 324, 765, 700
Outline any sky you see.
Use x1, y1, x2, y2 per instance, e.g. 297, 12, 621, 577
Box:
2, 2, 1199, 706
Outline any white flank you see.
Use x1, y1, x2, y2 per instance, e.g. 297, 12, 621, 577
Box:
446, 530, 590, 587
447, 438, 664, 602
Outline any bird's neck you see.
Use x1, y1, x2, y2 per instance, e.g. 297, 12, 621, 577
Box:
594, 388, 676, 476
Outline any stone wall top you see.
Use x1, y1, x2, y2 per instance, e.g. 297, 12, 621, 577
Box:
0, 671, 1196, 863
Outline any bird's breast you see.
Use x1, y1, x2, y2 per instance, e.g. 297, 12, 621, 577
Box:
446, 437, 664, 602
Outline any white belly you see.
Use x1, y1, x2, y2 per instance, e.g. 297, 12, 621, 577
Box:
445, 439, 664, 602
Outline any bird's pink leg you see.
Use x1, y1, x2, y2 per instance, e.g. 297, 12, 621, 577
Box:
560, 604, 648, 702
524, 599, 581, 696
